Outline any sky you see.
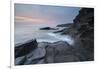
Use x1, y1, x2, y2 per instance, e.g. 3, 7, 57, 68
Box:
15, 3, 81, 27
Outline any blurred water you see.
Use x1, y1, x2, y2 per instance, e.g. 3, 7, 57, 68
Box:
15, 24, 74, 46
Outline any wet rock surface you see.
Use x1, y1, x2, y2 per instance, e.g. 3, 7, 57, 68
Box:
15, 40, 91, 65
15, 39, 38, 58
15, 41, 46, 65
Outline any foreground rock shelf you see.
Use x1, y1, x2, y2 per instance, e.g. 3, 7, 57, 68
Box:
15, 39, 93, 65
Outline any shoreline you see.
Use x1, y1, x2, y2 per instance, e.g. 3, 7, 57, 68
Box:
15, 8, 94, 65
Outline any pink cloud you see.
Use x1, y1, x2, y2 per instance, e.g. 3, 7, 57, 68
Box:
15, 16, 49, 24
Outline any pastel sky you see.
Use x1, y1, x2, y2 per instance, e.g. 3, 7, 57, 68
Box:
15, 3, 81, 27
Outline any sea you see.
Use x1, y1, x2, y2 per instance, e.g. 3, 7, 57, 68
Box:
15, 23, 74, 46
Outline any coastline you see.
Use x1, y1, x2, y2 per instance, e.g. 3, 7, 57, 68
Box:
15, 8, 94, 65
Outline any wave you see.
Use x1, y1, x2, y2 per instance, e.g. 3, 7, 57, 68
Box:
47, 33, 74, 45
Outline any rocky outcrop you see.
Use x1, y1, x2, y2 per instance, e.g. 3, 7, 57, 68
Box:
45, 41, 90, 63
15, 56, 27, 65
54, 23, 74, 34
15, 40, 93, 65
58, 8, 94, 60
73, 8, 94, 28
45, 41, 80, 63
40, 27, 58, 30
15, 40, 91, 65
15, 40, 46, 65
15, 39, 38, 58
57, 23, 73, 27
53, 8, 94, 61
73, 8, 94, 59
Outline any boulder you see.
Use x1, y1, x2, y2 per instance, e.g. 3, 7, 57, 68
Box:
15, 43, 46, 65
15, 39, 38, 58
15, 56, 27, 65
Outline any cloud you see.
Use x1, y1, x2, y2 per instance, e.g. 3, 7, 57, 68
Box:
15, 16, 49, 23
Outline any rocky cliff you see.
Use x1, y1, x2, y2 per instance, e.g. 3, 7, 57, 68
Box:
58, 8, 94, 60
73, 8, 94, 58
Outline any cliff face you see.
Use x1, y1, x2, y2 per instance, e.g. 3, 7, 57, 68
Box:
73, 8, 94, 52
73, 8, 94, 60
73, 8, 94, 32
56, 8, 94, 60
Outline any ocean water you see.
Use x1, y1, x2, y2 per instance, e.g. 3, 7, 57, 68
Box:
15, 23, 74, 46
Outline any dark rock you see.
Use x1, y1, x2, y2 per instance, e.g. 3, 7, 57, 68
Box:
54, 23, 74, 34
53, 29, 64, 33
61, 27, 78, 37
80, 29, 94, 53
15, 43, 46, 65
54, 27, 78, 37
45, 41, 82, 63
15, 56, 27, 65
15, 39, 38, 58
73, 8, 94, 61
24, 47, 46, 65
53, 8, 94, 61
40, 27, 58, 30
57, 23, 73, 27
